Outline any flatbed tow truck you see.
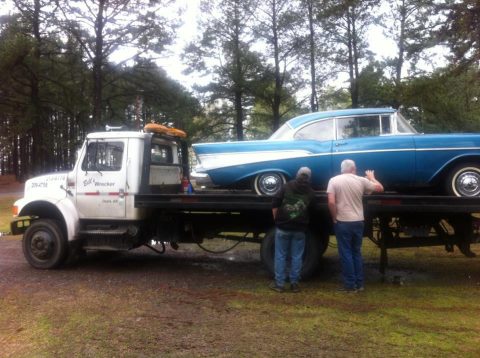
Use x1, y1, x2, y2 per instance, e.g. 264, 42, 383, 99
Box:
10, 127, 480, 276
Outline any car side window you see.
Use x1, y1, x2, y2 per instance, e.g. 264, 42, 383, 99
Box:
81, 141, 124, 171
381, 115, 391, 134
294, 118, 334, 141
336, 115, 382, 139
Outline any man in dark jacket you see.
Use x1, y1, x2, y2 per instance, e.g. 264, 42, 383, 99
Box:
270, 167, 315, 293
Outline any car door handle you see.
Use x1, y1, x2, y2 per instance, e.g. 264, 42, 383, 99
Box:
335, 141, 348, 146
119, 189, 125, 198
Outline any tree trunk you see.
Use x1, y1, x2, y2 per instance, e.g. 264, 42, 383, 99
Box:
307, 0, 318, 112
351, 6, 360, 108
92, 0, 106, 130
30, 0, 44, 175
394, 0, 406, 108
346, 5, 359, 108
396, 3, 406, 85
20, 135, 29, 181
233, 2, 244, 141
234, 90, 244, 140
272, 0, 281, 131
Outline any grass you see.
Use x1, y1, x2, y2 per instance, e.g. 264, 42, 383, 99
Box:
0, 196, 20, 233
2, 192, 480, 356
1, 242, 480, 357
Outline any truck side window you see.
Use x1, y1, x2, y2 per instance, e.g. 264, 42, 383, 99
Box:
151, 144, 173, 164
81, 141, 124, 171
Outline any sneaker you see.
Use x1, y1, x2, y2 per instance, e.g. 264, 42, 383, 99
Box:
269, 282, 284, 293
290, 283, 301, 293
337, 287, 357, 293
356, 286, 365, 292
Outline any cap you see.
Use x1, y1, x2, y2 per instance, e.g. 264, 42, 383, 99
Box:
296, 167, 311, 180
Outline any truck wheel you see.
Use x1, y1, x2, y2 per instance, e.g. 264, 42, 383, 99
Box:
446, 163, 480, 197
23, 219, 67, 269
317, 229, 330, 256
253, 172, 286, 196
260, 228, 324, 279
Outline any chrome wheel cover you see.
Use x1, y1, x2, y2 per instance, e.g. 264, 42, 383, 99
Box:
454, 169, 480, 197
256, 173, 285, 196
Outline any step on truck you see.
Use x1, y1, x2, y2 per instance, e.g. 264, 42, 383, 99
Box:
10, 127, 480, 275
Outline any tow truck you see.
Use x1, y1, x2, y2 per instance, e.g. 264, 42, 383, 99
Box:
10, 126, 480, 276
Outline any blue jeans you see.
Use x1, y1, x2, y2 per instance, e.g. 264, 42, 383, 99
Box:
335, 221, 364, 290
274, 228, 305, 287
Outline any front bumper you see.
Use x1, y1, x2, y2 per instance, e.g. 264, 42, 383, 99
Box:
10, 217, 33, 235
190, 170, 214, 188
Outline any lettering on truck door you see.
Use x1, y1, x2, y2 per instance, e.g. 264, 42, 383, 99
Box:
76, 140, 127, 218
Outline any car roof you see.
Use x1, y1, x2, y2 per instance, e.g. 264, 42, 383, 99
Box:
287, 108, 396, 129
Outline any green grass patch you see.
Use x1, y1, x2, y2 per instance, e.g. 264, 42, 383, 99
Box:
0, 196, 20, 233
228, 280, 480, 357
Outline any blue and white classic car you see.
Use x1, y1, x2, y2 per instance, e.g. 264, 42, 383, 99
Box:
191, 108, 480, 197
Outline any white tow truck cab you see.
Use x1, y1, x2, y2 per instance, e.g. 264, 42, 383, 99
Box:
11, 127, 190, 269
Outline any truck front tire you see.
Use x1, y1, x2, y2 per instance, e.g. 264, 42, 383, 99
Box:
260, 228, 325, 279
23, 219, 68, 269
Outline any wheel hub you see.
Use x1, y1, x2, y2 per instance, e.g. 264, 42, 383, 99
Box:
456, 171, 480, 196
259, 174, 283, 195
263, 176, 279, 190
31, 233, 54, 260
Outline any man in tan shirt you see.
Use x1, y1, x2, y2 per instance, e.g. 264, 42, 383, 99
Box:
327, 159, 384, 292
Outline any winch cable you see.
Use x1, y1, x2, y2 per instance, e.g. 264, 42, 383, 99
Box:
145, 241, 166, 254
196, 232, 249, 254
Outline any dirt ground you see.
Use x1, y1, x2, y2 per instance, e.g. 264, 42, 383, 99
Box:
2, 180, 480, 357
0, 180, 23, 197
0, 237, 336, 357
3, 235, 480, 357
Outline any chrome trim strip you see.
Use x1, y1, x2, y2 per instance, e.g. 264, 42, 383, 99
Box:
415, 147, 480, 151
197, 146, 480, 171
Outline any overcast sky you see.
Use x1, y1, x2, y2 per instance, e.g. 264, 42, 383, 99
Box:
2, 0, 446, 92
152, 0, 204, 88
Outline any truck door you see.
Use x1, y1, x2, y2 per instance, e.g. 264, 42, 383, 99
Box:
76, 139, 127, 218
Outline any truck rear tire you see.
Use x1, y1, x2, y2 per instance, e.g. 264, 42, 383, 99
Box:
23, 219, 68, 269
260, 228, 325, 279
